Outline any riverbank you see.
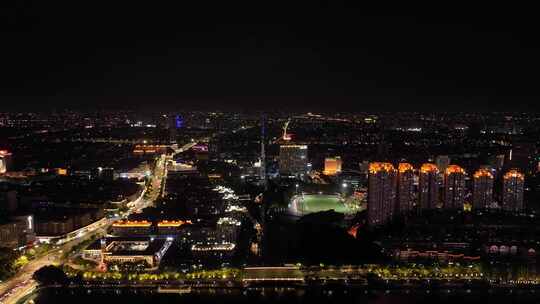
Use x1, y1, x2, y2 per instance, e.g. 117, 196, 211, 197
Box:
30, 285, 540, 304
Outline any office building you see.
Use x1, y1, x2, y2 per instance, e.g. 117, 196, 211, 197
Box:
367, 162, 397, 226
472, 168, 494, 210
279, 144, 308, 176
419, 163, 439, 210
167, 114, 182, 144
508, 142, 536, 175
502, 169, 525, 212
323, 156, 342, 176
444, 165, 466, 210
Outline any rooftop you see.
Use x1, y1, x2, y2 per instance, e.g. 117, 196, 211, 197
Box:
398, 163, 414, 173
445, 165, 466, 175
504, 169, 524, 180
87, 237, 168, 256
420, 163, 438, 174
157, 220, 192, 227
369, 162, 395, 174
473, 168, 493, 179
112, 220, 152, 227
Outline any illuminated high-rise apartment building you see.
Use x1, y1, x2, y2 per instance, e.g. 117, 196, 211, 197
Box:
444, 165, 466, 210
502, 169, 525, 212
397, 163, 414, 214
368, 162, 397, 226
419, 163, 439, 210
472, 168, 494, 209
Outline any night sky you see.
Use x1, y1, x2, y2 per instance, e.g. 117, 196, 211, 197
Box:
1, 3, 539, 111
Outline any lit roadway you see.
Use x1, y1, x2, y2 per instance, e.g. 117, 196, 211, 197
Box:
0, 154, 167, 304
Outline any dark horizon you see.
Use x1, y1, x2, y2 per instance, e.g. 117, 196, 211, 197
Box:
2, 4, 540, 112
2, 96, 540, 113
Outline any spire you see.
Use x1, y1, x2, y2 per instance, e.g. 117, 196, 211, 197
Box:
260, 114, 267, 189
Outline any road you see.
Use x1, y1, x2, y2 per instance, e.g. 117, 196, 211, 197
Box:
0, 228, 104, 304
0, 154, 167, 304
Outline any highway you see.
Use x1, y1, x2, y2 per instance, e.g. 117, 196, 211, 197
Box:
0, 154, 167, 304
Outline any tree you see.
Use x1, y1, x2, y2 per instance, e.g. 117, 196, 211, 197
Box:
33, 265, 68, 286
0, 247, 17, 280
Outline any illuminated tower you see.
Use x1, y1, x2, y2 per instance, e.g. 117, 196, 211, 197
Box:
419, 163, 439, 210
444, 165, 466, 210
323, 156, 342, 176
368, 162, 397, 226
472, 168, 494, 210
502, 169, 525, 212
397, 163, 415, 214
260, 115, 267, 188
168, 114, 182, 144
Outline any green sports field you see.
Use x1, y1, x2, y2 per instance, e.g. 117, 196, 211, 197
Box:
290, 194, 352, 216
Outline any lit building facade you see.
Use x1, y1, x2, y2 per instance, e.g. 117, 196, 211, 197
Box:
191, 242, 236, 262
368, 162, 397, 226
111, 220, 152, 236
472, 168, 494, 209
502, 169, 525, 212
279, 144, 308, 176
156, 220, 192, 237
397, 163, 415, 214
83, 237, 172, 269
216, 217, 242, 244
35, 217, 74, 236
419, 163, 439, 210
0, 150, 12, 174
323, 156, 342, 175
444, 165, 466, 210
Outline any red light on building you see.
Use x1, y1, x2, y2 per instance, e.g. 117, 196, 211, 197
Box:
348, 223, 361, 238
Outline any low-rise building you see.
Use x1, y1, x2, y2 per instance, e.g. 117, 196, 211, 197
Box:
156, 220, 192, 237
0, 214, 35, 248
111, 220, 152, 236
191, 242, 236, 262
83, 237, 172, 269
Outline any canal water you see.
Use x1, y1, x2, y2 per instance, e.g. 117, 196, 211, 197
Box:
33, 287, 540, 304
